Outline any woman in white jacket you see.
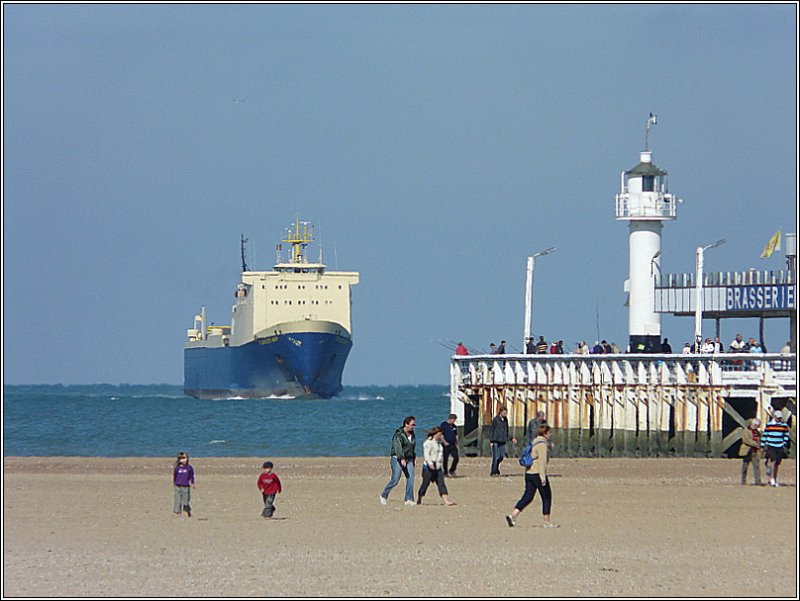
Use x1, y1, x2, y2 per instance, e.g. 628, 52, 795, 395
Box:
417, 427, 456, 506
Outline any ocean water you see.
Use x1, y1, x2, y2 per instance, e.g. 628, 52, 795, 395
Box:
2, 384, 450, 457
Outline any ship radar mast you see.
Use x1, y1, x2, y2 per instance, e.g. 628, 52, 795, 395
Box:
241, 234, 249, 272
282, 219, 315, 264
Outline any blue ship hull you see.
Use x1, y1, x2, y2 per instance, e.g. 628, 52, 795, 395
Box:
184, 331, 352, 399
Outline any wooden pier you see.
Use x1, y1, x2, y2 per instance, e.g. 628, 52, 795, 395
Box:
450, 353, 796, 458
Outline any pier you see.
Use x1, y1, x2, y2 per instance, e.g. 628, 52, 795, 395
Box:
446, 127, 796, 460
449, 353, 796, 458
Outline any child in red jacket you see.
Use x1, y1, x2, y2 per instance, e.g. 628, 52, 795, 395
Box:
257, 461, 282, 519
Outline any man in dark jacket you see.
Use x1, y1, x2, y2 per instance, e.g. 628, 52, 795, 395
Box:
488, 407, 516, 476
379, 416, 417, 505
525, 337, 536, 354
440, 413, 459, 477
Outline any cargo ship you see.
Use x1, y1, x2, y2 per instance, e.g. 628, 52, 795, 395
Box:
183, 220, 359, 399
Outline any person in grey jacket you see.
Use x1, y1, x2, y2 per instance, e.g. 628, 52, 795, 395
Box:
527, 411, 546, 444
488, 407, 516, 476
379, 416, 417, 506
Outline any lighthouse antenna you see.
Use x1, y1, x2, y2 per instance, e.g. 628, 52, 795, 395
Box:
645, 112, 658, 150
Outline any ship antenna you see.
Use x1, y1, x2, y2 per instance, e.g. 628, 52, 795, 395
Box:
282, 218, 314, 264
240, 234, 249, 272
645, 112, 657, 150
317, 221, 324, 264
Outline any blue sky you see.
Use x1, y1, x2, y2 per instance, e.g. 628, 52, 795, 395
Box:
3, 4, 797, 385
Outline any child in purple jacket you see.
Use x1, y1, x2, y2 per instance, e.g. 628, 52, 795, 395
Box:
173, 452, 196, 517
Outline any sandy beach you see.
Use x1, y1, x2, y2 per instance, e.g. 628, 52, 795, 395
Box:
3, 455, 797, 598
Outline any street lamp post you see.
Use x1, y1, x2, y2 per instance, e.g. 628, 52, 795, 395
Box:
694, 239, 726, 350
523, 247, 556, 350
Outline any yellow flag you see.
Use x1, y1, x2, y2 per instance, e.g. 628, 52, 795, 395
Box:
760, 229, 781, 258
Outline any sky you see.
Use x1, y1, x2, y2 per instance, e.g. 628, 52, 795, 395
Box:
3, 3, 797, 386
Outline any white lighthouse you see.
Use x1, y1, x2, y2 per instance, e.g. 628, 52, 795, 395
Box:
616, 116, 680, 353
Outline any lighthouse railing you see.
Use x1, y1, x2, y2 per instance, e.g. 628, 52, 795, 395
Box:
615, 194, 677, 219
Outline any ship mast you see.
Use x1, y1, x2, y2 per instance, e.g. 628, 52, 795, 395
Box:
282, 219, 314, 264
241, 234, 249, 272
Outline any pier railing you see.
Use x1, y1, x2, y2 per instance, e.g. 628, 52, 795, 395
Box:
450, 353, 796, 458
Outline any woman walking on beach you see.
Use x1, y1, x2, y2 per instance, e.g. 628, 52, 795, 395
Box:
173, 452, 195, 517
379, 416, 417, 506
505, 425, 558, 528
417, 427, 456, 506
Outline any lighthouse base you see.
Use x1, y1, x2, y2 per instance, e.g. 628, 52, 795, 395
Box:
629, 334, 661, 353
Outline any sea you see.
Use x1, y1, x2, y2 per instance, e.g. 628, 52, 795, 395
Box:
3, 384, 450, 457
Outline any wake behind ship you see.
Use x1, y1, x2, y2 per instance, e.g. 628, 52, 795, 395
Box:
183, 220, 359, 399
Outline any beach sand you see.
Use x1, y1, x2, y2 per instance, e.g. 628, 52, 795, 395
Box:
3, 456, 796, 598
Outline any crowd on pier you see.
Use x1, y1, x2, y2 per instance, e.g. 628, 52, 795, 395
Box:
452, 333, 793, 357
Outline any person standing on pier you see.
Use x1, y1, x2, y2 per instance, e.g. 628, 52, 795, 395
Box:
728, 333, 746, 352
536, 336, 549, 354
455, 342, 469, 356
701, 338, 715, 354
488, 407, 516, 476
380, 416, 417, 506
526, 337, 536, 354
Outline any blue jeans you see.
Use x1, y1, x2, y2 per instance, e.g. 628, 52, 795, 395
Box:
490, 443, 506, 475
381, 456, 415, 501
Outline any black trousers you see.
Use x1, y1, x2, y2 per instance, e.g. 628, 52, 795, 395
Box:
418, 465, 448, 498
514, 472, 552, 515
443, 444, 459, 475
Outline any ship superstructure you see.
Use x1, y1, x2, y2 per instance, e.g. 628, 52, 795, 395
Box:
184, 220, 359, 399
